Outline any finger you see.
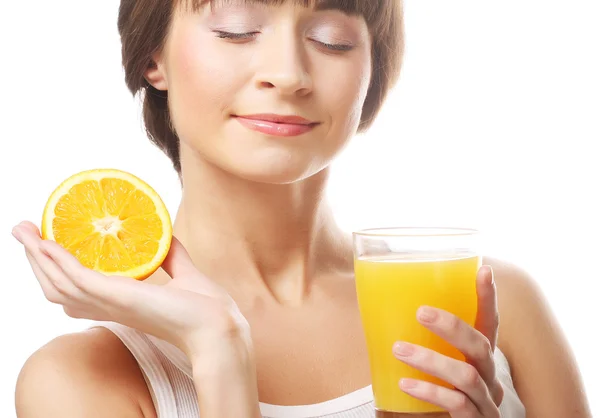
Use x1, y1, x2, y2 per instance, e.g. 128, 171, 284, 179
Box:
13, 223, 62, 302
40, 234, 206, 315
161, 236, 221, 294
474, 265, 504, 405
39, 239, 115, 296
25, 250, 64, 304
393, 342, 497, 416
160, 236, 198, 279
474, 265, 499, 349
40, 239, 145, 316
399, 379, 485, 418
17, 221, 42, 236
14, 225, 80, 299
15, 223, 151, 323
416, 306, 497, 389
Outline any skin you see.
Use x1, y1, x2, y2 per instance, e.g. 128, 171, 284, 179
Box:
13, 2, 592, 418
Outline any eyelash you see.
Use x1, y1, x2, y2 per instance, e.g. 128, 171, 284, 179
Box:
319, 42, 354, 52
214, 30, 259, 40
213, 31, 354, 52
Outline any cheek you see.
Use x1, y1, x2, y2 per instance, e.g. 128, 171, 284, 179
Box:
321, 57, 372, 132
166, 34, 241, 137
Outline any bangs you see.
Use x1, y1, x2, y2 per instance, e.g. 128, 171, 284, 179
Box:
179, 0, 395, 36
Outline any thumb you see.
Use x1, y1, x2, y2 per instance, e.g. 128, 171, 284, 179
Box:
160, 236, 222, 294
161, 236, 198, 280
474, 265, 499, 349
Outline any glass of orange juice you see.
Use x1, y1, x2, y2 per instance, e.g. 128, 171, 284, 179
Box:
353, 227, 481, 414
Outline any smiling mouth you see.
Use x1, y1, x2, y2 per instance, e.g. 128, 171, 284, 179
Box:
233, 114, 320, 137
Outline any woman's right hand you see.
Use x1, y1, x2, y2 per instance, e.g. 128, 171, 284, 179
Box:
13, 221, 262, 417
11, 221, 252, 362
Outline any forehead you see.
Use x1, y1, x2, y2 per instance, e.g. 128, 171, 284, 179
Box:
182, 0, 371, 17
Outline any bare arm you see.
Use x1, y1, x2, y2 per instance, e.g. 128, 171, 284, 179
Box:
13, 225, 261, 418
16, 327, 262, 418
15, 328, 155, 418
490, 258, 593, 418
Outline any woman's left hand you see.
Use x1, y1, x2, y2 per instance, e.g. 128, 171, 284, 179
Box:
393, 266, 504, 417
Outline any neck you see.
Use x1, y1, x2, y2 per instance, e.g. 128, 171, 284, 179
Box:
172, 152, 352, 306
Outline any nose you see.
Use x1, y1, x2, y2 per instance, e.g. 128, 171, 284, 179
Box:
254, 33, 313, 97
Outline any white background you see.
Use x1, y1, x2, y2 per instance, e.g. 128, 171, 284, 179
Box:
1, 1, 598, 416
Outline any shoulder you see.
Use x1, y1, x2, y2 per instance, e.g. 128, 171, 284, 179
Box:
482, 256, 558, 355
482, 256, 544, 336
483, 256, 593, 417
15, 327, 156, 418
483, 255, 560, 358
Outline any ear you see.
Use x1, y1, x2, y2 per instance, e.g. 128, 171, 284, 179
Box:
144, 51, 168, 91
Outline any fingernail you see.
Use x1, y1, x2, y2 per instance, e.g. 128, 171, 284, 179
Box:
400, 378, 418, 389
393, 342, 415, 357
485, 265, 495, 286
417, 306, 438, 323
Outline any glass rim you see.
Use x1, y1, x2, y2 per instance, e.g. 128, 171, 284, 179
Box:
352, 227, 479, 238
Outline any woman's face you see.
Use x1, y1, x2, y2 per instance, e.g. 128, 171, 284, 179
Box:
151, 0, 372, 184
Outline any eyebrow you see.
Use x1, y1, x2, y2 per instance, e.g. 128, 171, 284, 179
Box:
193, 0, 361, 15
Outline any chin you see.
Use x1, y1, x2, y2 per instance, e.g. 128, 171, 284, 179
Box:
229, 161, 327, 185
214, 151, 327, 185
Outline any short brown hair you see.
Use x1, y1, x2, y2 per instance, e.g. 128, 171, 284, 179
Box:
118, 0, 404, 173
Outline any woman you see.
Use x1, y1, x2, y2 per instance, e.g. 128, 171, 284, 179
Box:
11, 1, 592, 417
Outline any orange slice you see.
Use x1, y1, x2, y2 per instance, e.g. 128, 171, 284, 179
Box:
41, 169, 172, 280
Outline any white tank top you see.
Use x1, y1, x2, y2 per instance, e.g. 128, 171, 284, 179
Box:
94, 322, 526, 418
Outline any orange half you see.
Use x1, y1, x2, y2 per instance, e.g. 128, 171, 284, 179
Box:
41, 169, 172, 280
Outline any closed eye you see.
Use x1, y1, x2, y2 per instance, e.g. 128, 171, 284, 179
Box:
213, 30, 354, 52
213, 30, 259, 41
314, 40, 354, 52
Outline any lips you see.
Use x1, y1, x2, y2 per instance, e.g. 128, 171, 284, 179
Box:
233, 114, 320, 137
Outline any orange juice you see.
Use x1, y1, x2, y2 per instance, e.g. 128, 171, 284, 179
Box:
354, 253, 480, 413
